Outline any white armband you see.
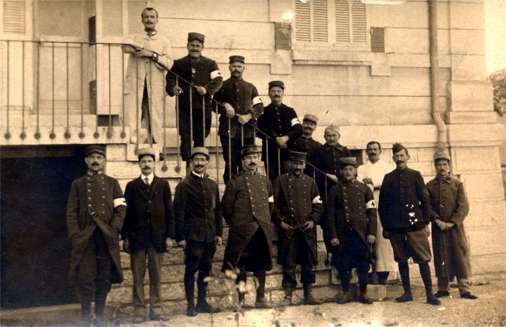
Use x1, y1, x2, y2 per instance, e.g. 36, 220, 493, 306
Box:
252, 96, 263, 106
114, 197, 127, 208
268, 196, 274, 203
210, 70, 222, 79
291, 118, 301, 126
312, 195, 322, 204
366, 200, 376, 209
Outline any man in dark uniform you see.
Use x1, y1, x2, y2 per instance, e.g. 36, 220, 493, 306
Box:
257, 80, 302, 180
427, 151, 477, 300
311, 124, 351, 256
214, 55, 264, 182
66, 145, 126, 326
166, 32, 223, 168
272, 151, 322, 306
378, 143, 440, 305
327, 157, 377, 304
174, 147, 223, 316
222, 145, 274, 308
287, 114, 322, 177
122, 147, 175, 322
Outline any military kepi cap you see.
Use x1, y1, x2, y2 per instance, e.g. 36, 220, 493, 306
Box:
339, 157, 358, 168
241, 145, 262, 158
268, 80, 285, 90
188, 32, 205, 43
433, 150, 450, 162
229, 55, 245, 64
85, 145, 106, 157
303, 114, 318, 124
191, 146, 209, 159
137, 147, 156, 161
289, 151, 307, 162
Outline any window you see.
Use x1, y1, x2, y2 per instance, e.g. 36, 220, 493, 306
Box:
295, 0, 368, 46
3, 0, 25, 34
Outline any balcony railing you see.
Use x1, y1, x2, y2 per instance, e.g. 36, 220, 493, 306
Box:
1, 39, 336, 197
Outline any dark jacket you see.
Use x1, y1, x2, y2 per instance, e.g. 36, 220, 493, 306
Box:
312, 143, 351, 199
257, 103, 303, 161
213, 77, 264, 138
327, 179, 377, 244
378, 167, 432, 231
66, 172, 126, 284
173, 173, 223, 242
272, 173, 322, 265
427, 175, 471, 279
123, 176, 175, 252
166, 55, 223, 113
222, 171, 274, 270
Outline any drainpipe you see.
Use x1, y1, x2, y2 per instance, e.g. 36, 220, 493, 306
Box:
429, 0, 447, 151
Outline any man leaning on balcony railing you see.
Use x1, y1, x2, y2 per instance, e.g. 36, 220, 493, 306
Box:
123, 7, 174, 146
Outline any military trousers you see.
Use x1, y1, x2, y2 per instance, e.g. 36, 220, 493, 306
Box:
281, 233, 315, 289
179, 108, 212, 162
184, 241, 216, 304
332, 231, 370, 291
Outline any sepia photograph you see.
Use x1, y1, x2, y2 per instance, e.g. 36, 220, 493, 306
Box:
1, 0, 505, 326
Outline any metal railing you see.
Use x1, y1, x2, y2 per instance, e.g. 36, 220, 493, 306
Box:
1, 38, 336, 199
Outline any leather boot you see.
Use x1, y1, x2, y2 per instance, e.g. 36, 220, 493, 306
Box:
337, 290, 352, 304
303, 284, 321, 305
280, 288, 293, 306
358, 283, 373, 304
196, 279, 220, 313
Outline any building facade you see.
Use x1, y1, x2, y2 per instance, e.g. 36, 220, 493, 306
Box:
1, 0, 505, 310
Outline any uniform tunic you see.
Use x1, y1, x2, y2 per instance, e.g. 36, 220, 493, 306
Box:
427, 175, 471, 280
66, 171, 126, 285
166, 55, 223, 161
357, 159, 396, 272
222, 171, 274, 271
378, 167, 433, 263
214, 77, 264, 182
124, 32, 173, 144
256, 103, 302, 180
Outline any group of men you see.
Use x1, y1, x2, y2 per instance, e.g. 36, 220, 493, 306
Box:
67, 6, 477, 327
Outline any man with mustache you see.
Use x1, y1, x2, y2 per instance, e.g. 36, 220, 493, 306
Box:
287, 114, 322, 177
174, 147, 223, 316
426, 151, 477, 300
66, 145, 126, 326
357, 141, 396, 285
213, 55, 264, 183
378, 143, 440, 305
222, 145, 274, 308
311, 124, 351, 257
272, 151, 322, 306
327, 157, 377, 304
123, 7, 173, 145
122, 148, 175, 322
166, 33, 223, 171
257, 80, 302, 181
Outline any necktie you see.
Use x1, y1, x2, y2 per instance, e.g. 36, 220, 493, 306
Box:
144, 177, 150, 186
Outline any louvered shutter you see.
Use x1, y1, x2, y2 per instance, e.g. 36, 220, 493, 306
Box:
3, 0, 25, 33
295, 0, 311, 42
351, 0, 367, 43
335, 0, 350, 43
312, 0, 328, 42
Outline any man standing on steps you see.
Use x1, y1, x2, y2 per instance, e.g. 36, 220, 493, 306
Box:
257, 80, 302, 181
213, 55, 264, 183
378, 143, 441, 306
174, 147, 223, 316
122, 148, 175, 322
357, 141, 397, 285
66, 145, 126, 326
287, 114, 322, 177
272, 151, 322, 306
166, 32, 223, 171
123, 7, 173, 145
327, 157, 377, 305
222, 145, 274, 308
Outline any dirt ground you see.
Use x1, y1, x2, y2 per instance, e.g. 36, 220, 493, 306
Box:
133, 273, 506, 327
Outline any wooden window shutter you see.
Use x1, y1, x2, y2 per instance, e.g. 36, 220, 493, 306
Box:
312, 0, 328, 42
370, 27, 385, 52
3, 0, 25, 33
295, 0, 311, 42
351, 0, 367, 43
335, 0, 350, 43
